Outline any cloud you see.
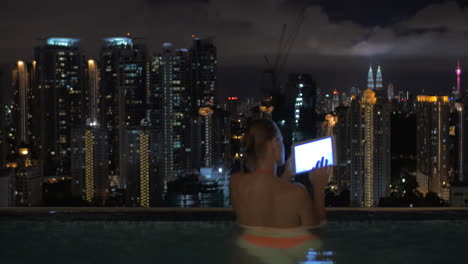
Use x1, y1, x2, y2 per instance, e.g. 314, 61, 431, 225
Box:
0, 0, 467, 67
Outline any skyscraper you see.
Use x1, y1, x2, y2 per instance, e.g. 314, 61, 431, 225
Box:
151, 43, 192, 184
33, 38, 85, 178
375, 66, 383, 91
70, 124, 108, 205
122, 126, 161, 207
455, 92, 468, 184
284, 74, 317, 147
192, 107, 231, 170
70, 60, 110, 205
190, 37, 217, 108
416, 95, 450, 200
12, 61, 34, 146
367, 66, 375, 90
456, 61, 462, 100
336, 90, 391, 207
99, 37, 148, 188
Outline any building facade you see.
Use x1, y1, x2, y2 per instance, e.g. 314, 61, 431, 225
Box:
416, 95, 450, 200
336, 90, 391, 207
33, 38, 85, 178
99, 37, 148, 188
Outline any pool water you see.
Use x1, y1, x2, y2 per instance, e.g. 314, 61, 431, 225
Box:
1, 220, 467, 264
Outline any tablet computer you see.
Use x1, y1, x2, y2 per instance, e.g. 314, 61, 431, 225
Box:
291, 136, 336, 174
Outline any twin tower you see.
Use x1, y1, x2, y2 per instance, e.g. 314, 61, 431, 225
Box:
367, 65, 383, 91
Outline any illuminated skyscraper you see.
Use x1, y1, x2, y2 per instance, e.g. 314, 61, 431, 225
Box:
338, 90, 391, 207
454, 92, 468, 184
284, 74, 317, 147
122, 126, 161, 207
191, 107, 231, 170
190, 37, 217, 107
375, 66, 383, 91
151, 43, 192, 184
33, 38, 85, 178
367, 66, 375, 90
451, 95, 468, 206
70, 60, 110, 205
456, 61, 462, 100
12, 61, 35, 145
71, 125, 108, 205
416, 95, 450, 200
99, 37, 148, 188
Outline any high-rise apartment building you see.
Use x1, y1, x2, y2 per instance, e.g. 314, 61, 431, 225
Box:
190, 38, 217, 108
71, 124, 109, 205
336, 90, 391, 207
12, 61, 35, 146
33, 38, 85, 178
416, 95, 450, 200
99, 37, 148, 188
455, 92, 468, 184
70, 60, 110, 205
192, 107, 231, 170
151, 43, 192, 184
122, 127, 162, 207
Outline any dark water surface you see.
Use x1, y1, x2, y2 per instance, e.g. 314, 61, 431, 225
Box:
1, 220, 467, 264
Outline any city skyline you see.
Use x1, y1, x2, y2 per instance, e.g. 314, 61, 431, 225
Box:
1, 0, 468, 102
1, 36, 464, 102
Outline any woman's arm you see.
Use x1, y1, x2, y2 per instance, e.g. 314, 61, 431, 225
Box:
297, 167, 331, 226
308, 167, 331, 224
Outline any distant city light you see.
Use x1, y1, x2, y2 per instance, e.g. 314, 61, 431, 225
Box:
19, 148, 29, 156
104, 37, 132, 46
457, 68, 462, 76
47, 38, 79, 47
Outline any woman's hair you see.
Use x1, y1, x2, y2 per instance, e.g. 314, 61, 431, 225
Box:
242, 119, 279, 170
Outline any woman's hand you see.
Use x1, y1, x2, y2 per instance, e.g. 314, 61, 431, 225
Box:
280, 156, 295, 182
308, 158, 332, 188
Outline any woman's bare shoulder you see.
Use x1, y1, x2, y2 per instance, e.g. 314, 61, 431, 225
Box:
282, 181, 309, 199
230, 172, 247, 185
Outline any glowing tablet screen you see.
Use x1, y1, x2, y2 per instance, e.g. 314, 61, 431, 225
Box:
293, 137, 334, 174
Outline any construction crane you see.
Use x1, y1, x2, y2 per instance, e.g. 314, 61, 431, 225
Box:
261, 6, 307, 120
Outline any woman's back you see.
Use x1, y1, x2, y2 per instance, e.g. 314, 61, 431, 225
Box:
231, 172, 315, 229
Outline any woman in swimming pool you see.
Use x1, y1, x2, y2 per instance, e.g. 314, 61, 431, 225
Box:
230, 119, 331, 264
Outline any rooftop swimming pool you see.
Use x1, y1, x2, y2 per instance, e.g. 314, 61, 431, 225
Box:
1, 219, 468, 264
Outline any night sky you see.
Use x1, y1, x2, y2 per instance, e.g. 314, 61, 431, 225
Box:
1, 0, 468, 103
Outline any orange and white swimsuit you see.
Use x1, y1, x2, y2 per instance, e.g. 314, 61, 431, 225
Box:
235, 223, 325, 264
